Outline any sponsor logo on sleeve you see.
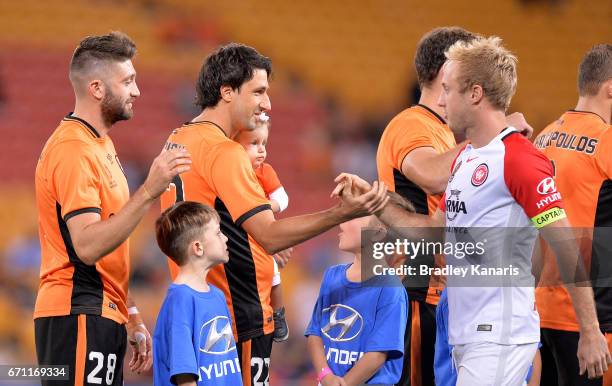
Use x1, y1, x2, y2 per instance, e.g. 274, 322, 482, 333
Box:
537, 177, 557, 195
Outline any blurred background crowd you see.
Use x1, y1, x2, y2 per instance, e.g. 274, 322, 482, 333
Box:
0, 0, 609, 384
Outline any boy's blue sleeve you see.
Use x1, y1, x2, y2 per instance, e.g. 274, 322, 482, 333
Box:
305, 270, 329, 337
167, 295, 199, 382
364, 287, 408, 359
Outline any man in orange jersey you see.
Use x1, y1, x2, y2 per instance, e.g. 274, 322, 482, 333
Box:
159, 43, 388, 386
376, 27, 533, 386
34, 32, 191, 386
535, 44, 612, 386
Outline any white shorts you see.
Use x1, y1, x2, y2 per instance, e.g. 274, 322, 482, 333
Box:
453, 342, 538, 386
272, 258, 281, 287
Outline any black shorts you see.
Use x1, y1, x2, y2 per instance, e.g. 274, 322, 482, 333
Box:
540, 328, 612, 386
237, 333, 273, 386
35, 314, 126, 386
397, 299, 437, 386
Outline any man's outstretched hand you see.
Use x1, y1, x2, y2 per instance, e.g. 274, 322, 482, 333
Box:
331, 173, 388, 218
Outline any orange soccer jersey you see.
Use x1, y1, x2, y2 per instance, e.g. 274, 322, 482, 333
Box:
160, 121, 274, 341
255, 162, 282, 197
534, 110, 612, 332
376, 104, 456, 305
34, 114, 130, 325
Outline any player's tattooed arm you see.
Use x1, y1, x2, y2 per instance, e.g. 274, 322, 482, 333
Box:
342, 352, 387, 386
540, 218, 612, 379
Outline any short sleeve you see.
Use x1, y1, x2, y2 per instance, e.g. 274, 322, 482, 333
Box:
503, 133, 565, 228
51, 142, 102, 221
166, 296, 198, 382
595, 129, 612, 179
364, 287, 407, 359
255, 163, 283, 196
305, 270, 330, 337
386, 117, 435, 170
304, 295, 324, 338
209, 144, 271, 226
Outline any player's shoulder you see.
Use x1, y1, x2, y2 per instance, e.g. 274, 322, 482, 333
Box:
502, 129, 553, 177
502, 129, 546, 159
47, 118, 99, 147
41, 123, 99, 165
211, 136, 247, 157
383, 106, 437, 137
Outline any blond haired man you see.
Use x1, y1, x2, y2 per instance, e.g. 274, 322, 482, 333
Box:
336, 36, 610, 385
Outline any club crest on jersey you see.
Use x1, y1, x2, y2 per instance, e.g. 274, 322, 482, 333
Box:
321, 304, 364, 342
446, 189, 467, 221
471, 163, 489, 187
537, 177, 556, 195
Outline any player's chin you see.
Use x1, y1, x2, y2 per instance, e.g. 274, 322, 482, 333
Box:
121, 107, 134, 120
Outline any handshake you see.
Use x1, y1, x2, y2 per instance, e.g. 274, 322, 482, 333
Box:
330, 173, 415, 219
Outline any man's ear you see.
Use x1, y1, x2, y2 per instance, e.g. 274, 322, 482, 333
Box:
88, 79, 105, 101
470, 84, 484, 105
220, 85, 233, 103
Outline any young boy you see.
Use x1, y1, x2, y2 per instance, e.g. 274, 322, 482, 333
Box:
233, 114, 290, 342
153, 201, 242, 386
305, 193, 410, 386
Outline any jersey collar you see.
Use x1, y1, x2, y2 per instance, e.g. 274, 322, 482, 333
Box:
183, 120, 228, 137
64, 113, 101, 138
415, 104, 447, 125
567, 109, 608, 124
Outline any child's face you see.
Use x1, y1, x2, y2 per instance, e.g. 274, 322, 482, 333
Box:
338, 216, 376, 254
235, 125, 268, 169
199, 219, 229, 264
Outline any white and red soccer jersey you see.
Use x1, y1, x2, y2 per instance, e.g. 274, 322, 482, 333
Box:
439, 127, 566, 345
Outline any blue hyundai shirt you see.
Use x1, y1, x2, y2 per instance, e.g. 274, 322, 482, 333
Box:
305, 263, 407, 385
153, 284, 243, 385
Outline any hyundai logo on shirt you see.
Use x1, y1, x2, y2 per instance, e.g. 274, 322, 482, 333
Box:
321, 304, 364, 342
199, 316, 236, 355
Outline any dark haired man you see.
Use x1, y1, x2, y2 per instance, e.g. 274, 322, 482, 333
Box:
160, 43, 388, 386
376, 26, 533, 386
535, 44, 612, 386
34, 31, 190, 385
